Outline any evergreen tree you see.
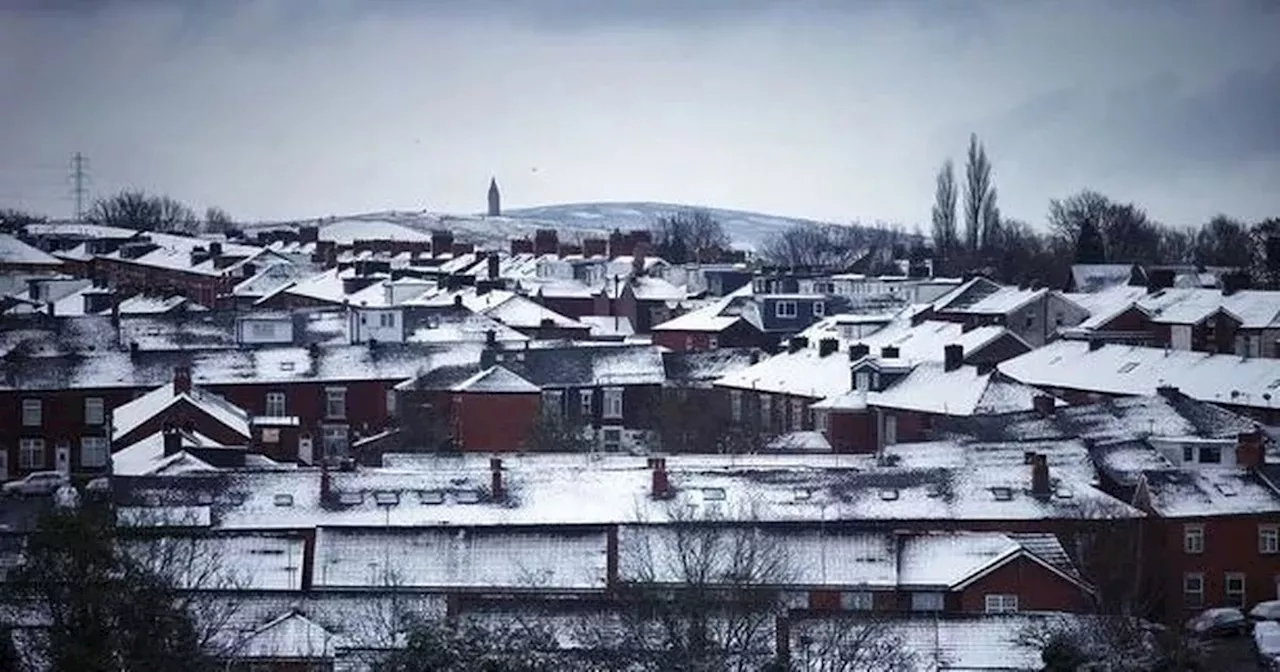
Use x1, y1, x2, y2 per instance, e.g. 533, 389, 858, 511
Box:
1074, 218, 1107, 264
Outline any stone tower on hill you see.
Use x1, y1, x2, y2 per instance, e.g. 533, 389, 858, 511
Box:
487, 177, 501, 217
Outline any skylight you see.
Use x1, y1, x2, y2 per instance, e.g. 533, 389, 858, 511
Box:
454, 490, 482, 504
273, 494, 293, 507
419, 490, 445, 505
702, 488, 727, 502
373, 491, 400, 506
878, 488, 899, 501
991, 487, 1014, 501
1117, 362, 1140, 373
279, 361, 295, 372
338, 492, 364, 506
1268, 379, 1280, 390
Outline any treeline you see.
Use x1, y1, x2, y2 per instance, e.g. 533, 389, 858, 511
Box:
0, 190, 233, 235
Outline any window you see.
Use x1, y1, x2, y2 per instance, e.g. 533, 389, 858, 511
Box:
813, 301, 825, 317
579, 390, 593, 417
984, 594, 1019, 613
265, 392, 287, 417
1184, 524, 1204, 554
816, 409, 829, 433
760, 394, 772, 428
603, 387, 624, 419
80, 437, 109, 468
1261, 525, 1279, 554
379, 312, 395, 328
84, 397, 105, 426
1198, 445, 1222, 464
792, 398, 806, 430
841, 592, 873, 610
1183, 445, 1195, 462
22, 399, 41, 427
1225, 572, 1246, 608
19, 438, 44, 469
1054, 312, 1065, 327
250, 321, 276, 338
1183, 573, 1205, 608
542, 390, 564, 416
324, 387, 347, 420
386, 389, 397, 417
730, 391, 743, 422
707, 335, 718, 349
602, 428, 622, 452
775, 301, 797, 318
910, 592, 944, 612
1025, 311, 1035, 329
855, 372, 870, 390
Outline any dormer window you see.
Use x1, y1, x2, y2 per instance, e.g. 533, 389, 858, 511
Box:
776, 301, 797, 318
813, 301, 825, 317
855, 372, 870, 391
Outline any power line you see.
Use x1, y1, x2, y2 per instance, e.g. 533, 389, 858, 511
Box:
69, 152, 90, 221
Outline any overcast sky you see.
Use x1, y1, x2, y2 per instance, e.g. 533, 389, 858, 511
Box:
1, 0, 1278, 230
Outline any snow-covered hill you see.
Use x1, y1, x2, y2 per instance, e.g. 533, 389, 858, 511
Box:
244, 202, 842, 250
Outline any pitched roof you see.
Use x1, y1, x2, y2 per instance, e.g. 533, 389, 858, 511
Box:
813, 362, 1048, 416
998, 340, 1280, 411
111, 382, 252, 442
0, 234, 61, 266
232, 610, 348, 660
451, 366, 540, 393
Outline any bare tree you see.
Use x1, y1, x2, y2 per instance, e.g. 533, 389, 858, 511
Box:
653, 210, 731, 264
759, 224, 871, 270
962, 134, 995, 255
523, 408, 593, 453
646, 389, 778, 455
1250, 217, 1280, 290
87, 190, 200, 233
929, 160, 958, 270
605, 501, 792, 671
203, 206, 234, 234
790, 617, 918, 672
1194, 214, 1253, 268
0, 208, 46, 233
1062, 500, 1160, 620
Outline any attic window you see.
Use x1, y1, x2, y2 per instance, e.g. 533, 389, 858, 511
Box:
338, 492, 364, 506
991, 487, 1014, 501
454, 490, 482, 504
878, 488, 899, 501
273, 494, 294, 507
1117, 362, 1140, 374
418, 490, 445, 505
373, 491, 400, 506
702, 488, 727, 502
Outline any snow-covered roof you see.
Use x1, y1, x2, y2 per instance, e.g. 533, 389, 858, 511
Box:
1140, 288, 1280, 328
314, 527, 607, 590
1070, 263, 1133, 293
997, 340, 1280, 411
896, 532, 1019, 588
651, 292, 742, 333
716, 320, 1023, 397
114, 450, 1141, 531
114, 293, 191, 315
460, 290, 584, 330
1140, 467, 1280, 517
406, 312, 529, 345
578, 315, 635, 339
231, 610, 349, 659
0, 234, 62, 266
112, 429, 223, 476
1064, 284, 1150, 330
317, 219, 433, 244
111, 381, 252, 442
813, 362, 1048, 416
451, 366, 540, 393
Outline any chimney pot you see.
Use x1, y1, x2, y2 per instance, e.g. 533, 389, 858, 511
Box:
173, 366, 192, 394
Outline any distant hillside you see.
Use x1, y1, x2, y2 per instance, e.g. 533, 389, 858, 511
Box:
244, 201, 844, 251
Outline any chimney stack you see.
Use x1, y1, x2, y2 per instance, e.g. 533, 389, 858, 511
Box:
1236, 430, 1266, 470
490, 457, 505, 500
880, 345, 900, 359
1156, 385, 1181, 401
848, 343, 870, 361
1030, 453, 1051, 499
487, 254, 500, 280
943, 344, 964, 372
787, 337, 809, 354
818, 338, 839, 357
1088, 339, 1105, 352
162, 424, 182, 456
651, 457, 671, 499
320, 460, 332, 501
173, 366, 192, 395
1032, 394, 1056, 417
